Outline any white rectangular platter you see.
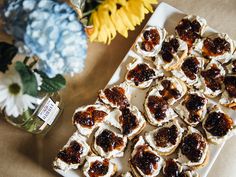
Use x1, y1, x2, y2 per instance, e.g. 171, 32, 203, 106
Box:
55, 2, 236, 177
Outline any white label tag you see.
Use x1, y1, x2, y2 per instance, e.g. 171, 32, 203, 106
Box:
38, 98, 60, 125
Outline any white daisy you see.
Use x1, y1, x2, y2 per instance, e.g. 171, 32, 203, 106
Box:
0, 69, 38, 117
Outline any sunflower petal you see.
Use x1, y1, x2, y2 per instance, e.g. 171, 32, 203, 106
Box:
89, 12, 100, 41
88, 0, 158, 43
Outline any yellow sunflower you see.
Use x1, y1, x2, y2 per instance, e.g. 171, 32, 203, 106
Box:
87, 0, 158, 44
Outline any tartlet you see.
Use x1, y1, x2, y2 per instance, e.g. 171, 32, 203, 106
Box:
153, 77, 187, 105
178, 127, 209, 168
93, 125, 128, 158
200, 60, 225, 98
130, 136, 164, 177
163, 159, 199, 177
203, 105, 235, 144
99, 83, 130, 109
106, 105, 146, 140
144, 84, 178, 126
175, 15, 207, 48
125, 58, 163, 88
145, 120, 184, 155
135, 26, 167, 58
175, 91, 208, 126
83, 155, 117, 177
194, 33, 235, 63
53, 132, 90, 171
172, 55, 205, 88
155, 35, 188, 71
72, 104, 110, 137
220, 75, 236, 109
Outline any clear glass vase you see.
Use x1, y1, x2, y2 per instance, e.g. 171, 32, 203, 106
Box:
3, 92, 63, 135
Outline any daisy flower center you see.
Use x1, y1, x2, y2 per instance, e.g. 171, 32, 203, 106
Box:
9, 83, 21, 95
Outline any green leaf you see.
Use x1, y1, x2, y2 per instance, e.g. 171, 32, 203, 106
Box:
36, 70, 66, 93
15, 61, 38, 96
0, 42, 18, 72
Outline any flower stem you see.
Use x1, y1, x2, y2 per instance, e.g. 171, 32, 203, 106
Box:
23, 56, 30, 64
28, 56, 39, 69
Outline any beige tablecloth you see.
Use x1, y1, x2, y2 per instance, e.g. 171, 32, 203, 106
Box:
0, 0, 236, 177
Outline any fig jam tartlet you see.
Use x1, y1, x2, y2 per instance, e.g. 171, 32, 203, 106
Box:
145, 120, 184, 155
203, 105, 235, 144
83, 155, 117, 177
144, 85, 178, 126
175, 91, 208, 126
93, 125, 128, 158
99, 83, 130, 109
172, 55, 205, 88
220, 75, 236, 109
135, 26, 167, 58
125, 58, 163, 88
130, 136, 164, 177
175, 15, 207, 48
53, 132, 90, 171
155, 35, 188, 71
106, 105, 146, 140
194, 33, 235, 63
163, 159, 199, 177
72, 104, 110, 137
178, 127, 209, 168
153, 77, 187, 105
200, 60, 225, 98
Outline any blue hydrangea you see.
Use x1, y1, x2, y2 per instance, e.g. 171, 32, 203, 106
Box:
3, 0, 87, 77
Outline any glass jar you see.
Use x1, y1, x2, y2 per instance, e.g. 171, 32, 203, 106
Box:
3, 92, 63, 135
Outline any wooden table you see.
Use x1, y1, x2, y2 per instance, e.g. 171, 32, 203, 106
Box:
0, 0, 236, 176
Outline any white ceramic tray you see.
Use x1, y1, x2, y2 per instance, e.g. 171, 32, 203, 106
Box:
55, 2, 236, 177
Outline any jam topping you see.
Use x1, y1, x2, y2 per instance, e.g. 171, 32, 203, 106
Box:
127, 63, 156, 86
96, 129, 124, 152
181, 57, 200, 80
181, 132, 206, 162
163, 159, 180, 177
88, 159, 109, 177
204, 112, 233, 137
232, 60, 236, 73
57, 141, 83, 164
131, 145, 160, 175
143, 29, 160, 45
224, 76, 236, 97
175, 19, 201, 47
141, 29, 160, 52
103, 86, 129, 108
201, 64, 224, 91
160, 38, 180, 62
119, 107, 139, 135
160, 80, 181, 100
185, 94, 206, 123
73, 107, 107, 127
203, 37, 230, 57
147, 96, 168, 120
163, 159, 193, 177
154, 125, 178, 147
141, 41, 154, 52
185, 94, 205, 111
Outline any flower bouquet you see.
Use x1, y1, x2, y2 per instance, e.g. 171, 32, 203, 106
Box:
0, 0, 87, 133
0, 0, 157, 134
